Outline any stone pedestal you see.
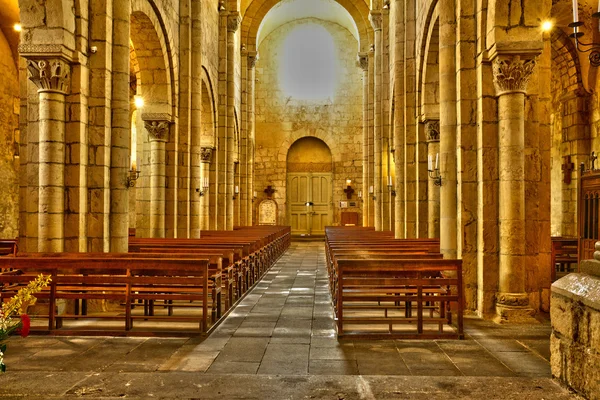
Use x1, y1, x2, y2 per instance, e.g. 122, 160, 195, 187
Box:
551, 254, 600, 399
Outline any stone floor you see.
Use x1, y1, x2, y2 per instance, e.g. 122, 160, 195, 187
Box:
0, 242, 582, 399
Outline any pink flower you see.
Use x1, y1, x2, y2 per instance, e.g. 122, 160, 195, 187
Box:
17, 315, 30, 338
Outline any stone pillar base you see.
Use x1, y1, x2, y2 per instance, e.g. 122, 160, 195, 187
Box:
494, 292, 538, 324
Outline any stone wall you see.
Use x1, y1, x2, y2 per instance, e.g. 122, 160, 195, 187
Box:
253, 18, 363, 226
0, 30, 19, 239
551, 260, 600, 400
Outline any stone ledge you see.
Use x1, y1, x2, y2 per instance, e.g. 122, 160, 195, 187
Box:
551, 273, 600, 312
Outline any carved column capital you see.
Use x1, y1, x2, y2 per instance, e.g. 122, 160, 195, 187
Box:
248, 51, 258, 69
425, 119, 440, 142
200, 147, 214, 163
26, 58, 71, 94
369, 11, 383, 31
143, 116, 171, 142
492, 55, 537, 96
357, 52, 369, 71
227, 12, 242, 33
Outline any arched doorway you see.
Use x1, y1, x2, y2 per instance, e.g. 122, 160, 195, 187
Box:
287, 137, 332, 236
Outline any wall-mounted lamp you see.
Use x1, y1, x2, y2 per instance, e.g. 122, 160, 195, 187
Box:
344, 178, 355, 199
233, 185, 239, 200
196, 177, 209, 197
357, 190, 363, 202
252, 190, 258, 203
368, 185, 375, 200
13, 23, 21, 32
568, 0, 600, 66
126, 166, 141, 188
387, 176, 396, 197
428, 153, 442, 186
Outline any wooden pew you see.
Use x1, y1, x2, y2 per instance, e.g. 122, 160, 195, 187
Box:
0, 257, 213, 335
551, 237, 578, 281
334, 258, 463, 339
324, 226, 462, 339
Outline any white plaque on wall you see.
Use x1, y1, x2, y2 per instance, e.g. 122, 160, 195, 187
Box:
258, 199, 277, 225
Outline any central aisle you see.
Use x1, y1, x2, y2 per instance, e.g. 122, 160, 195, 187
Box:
161, 242, 558, 378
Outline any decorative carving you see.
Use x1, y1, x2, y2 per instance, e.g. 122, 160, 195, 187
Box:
227, 13, 241, 33
287, 162, 332, 173
144, 120, 170, 142
369, 11, 382, 32
200, 147, 214, 163
26, 59, 71, 94
344, 186, 355, 199
248, 52, 258, 69
562, 155, 575, 184
258, 199, 277, 225
357, 52, 369, 71
426, 120, 440, 142
264, 186, 275, 198
495, 292, 529, 307
492, 55, 537, 95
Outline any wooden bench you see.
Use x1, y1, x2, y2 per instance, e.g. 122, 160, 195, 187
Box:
0, 256, 213, 335
551, 237, 578, 281
325, 226, 462, 339
334, 258, 463, 339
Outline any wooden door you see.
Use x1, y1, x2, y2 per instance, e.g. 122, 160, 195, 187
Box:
288, 173, 332, 235
579, 171, 600, 263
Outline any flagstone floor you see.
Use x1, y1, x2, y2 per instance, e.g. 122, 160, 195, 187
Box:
0, 242, 582, 399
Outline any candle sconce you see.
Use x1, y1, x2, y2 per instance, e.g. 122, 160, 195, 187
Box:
252, 191, 258, 203
369, 185, 375, 201
233, 185, 239, 200
196, 177, 209, 197
568, 0, 600, 67
357, 190, 363, 202
126, 168, 141, 188
428, 153, 442, 186
387, 176, 396, 197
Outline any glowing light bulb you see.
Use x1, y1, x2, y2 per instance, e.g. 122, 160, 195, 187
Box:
13, 24, 22, 32
541, 20, 553, 32
134, 96, 144, 109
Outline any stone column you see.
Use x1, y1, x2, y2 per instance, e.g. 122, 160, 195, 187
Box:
370, 11, 383, 231
247, 52, 257, 226
493, 55, 537, 321
439, 0, 457, 258
190, 142, 202, 238
226, 12, 241, 230
145, 117, 170, 238
358, 52, 370, 227
200, 147, 213, 231
27, 58, 70, 252
110, 0, 131, 252
426, 120, 441, 238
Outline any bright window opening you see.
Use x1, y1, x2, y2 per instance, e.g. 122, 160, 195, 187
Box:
280, 23, 337, 101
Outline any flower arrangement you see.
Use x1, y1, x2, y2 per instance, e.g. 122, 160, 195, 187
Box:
0, 274, 51, 372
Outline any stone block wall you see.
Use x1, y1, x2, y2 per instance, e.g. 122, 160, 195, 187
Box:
0, 30, 19, 239
254, 18, 363, 226
551, 264, 600, 399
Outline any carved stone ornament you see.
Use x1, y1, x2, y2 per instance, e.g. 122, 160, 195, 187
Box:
227, 13, 242, 33
357, 53, 369, 71
144, 120, 170, 142
27, 59, 71, 94
369, 11, 382, 31
493, 55, 537, 95
495, 292, 530, 307
248, 52, 258, 69
426, 120, 440, 142
200, 147, 214, 163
